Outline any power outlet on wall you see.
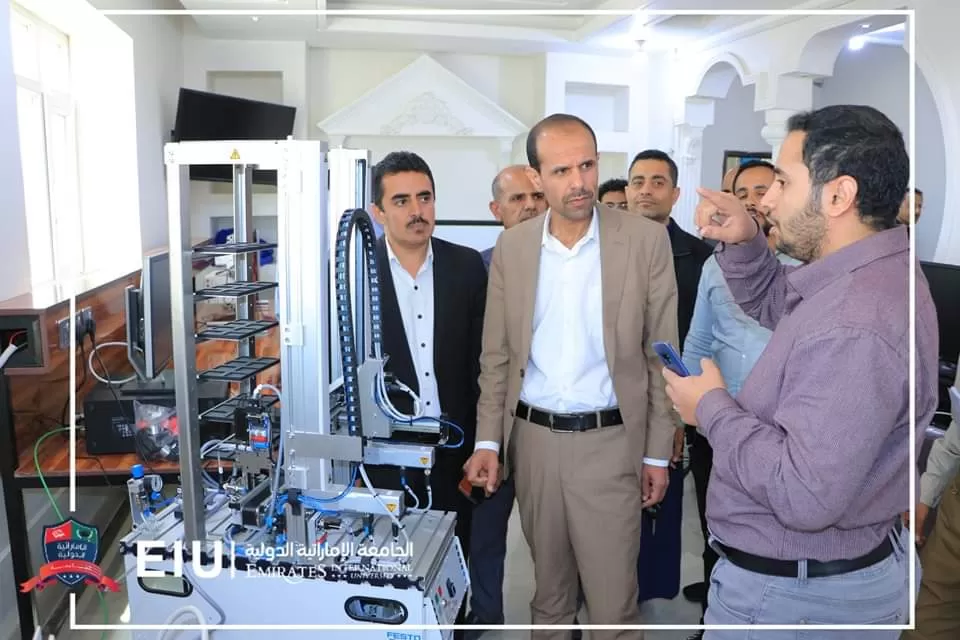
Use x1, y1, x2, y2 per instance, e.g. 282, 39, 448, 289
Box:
57, 307, 93, 350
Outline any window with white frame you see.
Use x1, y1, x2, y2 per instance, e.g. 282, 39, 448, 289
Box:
9, 4, 84, 287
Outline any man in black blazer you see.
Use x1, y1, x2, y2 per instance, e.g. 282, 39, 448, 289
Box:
366, 151, 487, 633
625, 149, 712, 616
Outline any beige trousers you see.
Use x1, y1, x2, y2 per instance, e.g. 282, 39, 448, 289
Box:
903, 473, 960, 640
509, 417, 646, 640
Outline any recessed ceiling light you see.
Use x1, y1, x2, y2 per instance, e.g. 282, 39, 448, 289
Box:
861, 23, 870, 28
252, 16, 259, 22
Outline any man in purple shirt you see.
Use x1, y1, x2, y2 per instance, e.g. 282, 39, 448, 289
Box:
663, 104, 939, 636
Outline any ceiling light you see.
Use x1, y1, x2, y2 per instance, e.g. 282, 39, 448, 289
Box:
848, 35, 866, 51
861, 23, 870, 29
251, 16, 259, 22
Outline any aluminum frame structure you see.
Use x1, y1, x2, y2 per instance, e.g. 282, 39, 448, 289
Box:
164, 139, 333, 544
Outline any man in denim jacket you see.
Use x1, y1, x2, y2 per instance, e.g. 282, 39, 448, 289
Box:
679, 160, 801, 640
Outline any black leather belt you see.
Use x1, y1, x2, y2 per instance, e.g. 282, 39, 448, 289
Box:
717, 525, 900, 578
515, 400, 622, 432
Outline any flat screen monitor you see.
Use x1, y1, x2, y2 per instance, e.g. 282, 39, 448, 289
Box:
126, 252, 173, 383
171, 87, 297, 185
921, 261, 960, 366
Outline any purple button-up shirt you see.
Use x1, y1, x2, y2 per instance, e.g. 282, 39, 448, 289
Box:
697, 225, 939, 562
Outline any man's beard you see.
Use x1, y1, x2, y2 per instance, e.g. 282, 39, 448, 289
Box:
774, 196, 825, 263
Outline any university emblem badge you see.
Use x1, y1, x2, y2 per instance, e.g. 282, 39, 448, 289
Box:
20, 518, 120, 593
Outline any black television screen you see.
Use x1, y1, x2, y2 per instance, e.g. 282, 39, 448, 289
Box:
921, 261, 960, 366
172, 88, 297, 185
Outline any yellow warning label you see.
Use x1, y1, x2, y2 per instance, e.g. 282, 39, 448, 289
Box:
230, 149, 240, 160
419, 457, 429, 465
386, 503, 396, 513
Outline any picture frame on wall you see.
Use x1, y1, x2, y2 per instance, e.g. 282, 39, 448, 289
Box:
723, 150, 773, 178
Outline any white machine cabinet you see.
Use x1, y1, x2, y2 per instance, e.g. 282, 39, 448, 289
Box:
119, 140, 468, 639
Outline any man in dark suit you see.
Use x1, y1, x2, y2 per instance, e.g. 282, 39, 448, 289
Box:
625, 149, 712, 611
367, 151, 488, 636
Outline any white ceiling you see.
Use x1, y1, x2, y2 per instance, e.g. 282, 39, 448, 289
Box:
124, 0, 902, 56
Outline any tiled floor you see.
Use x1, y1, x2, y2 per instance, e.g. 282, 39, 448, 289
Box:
69, 474, 703, 639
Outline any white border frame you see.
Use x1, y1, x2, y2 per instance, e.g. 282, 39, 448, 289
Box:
65, 6, 918, 635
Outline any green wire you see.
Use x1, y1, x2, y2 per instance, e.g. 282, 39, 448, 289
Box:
34, 427, 108, 640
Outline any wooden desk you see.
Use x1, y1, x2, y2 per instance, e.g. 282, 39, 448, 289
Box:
0, 268, 279, 640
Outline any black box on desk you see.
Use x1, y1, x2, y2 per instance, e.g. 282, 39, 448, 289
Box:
82, 380, 230, 455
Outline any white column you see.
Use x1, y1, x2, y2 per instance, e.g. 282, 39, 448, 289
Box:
760, 109, 798, 160
672, 97, 714, 233
674, 123, 706, 233
498, 137, 516, 169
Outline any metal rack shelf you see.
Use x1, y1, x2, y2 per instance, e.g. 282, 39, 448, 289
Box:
198, 356, 279, 382
197, 319, 279, 342
194, 241, 278, 256
195, 281, 277, 300
166, 139, 344, 545
200, 393, 280, 423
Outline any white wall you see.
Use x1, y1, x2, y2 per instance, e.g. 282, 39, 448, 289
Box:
814, 43, 945, 262
0, 0, 30, 302
544, 51, 646, 156
914, 4, 960, 264
309, 49, 544, 140
699, 79, 770, 190
311, 49, 543, 223
104, 8, 184, 253
68, 8, 141, 278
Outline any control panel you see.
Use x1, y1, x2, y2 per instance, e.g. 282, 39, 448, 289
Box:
424, 537, 469, 627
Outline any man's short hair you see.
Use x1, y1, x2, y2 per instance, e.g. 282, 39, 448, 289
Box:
786, 105, 908, 231
732, 160, 776, 192
599, 178, 628, 201
628, 149, 678, 186
526, 113, 598, 173
372, 151, 435, 209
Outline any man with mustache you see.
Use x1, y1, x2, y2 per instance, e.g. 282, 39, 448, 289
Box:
678, 158, 801, 640
465, 164, 547, 638
733, 160, 777, 241
367, 150, 489, 639
480, 165, 547, 268
667, 105, 937, 637
465, 113, 678, 639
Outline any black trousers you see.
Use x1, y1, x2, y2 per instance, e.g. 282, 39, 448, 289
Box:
686, 425, 718, 618
468, 474, 515, 623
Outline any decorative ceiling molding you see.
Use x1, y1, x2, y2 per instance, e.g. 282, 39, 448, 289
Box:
317, 54, 527, 139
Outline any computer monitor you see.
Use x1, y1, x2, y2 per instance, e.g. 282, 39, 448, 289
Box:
125, 252, 173, 389
921, 261, 960, 366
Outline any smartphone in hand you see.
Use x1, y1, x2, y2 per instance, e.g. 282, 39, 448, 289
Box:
653, 341, 691, 377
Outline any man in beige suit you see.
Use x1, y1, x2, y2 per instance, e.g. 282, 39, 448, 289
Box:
464, 113, 679, 639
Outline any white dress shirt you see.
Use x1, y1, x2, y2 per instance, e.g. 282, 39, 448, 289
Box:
476, 211, 668, 467
385, 238, 441, 418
